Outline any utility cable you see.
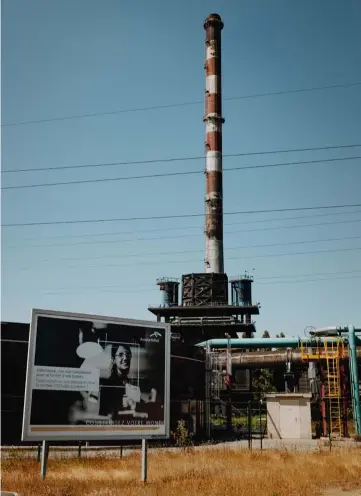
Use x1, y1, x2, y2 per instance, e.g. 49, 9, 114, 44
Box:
6, 220, 361, 252
10, 209, 361, 243
2, 143, 360, 174
5, 274, 361, 295
2, 155, 360, 190
9, 246, 361, 272
2, 81, 360, 127
6, 270, 361, 293
3, 203, 361, 228
8, 234, 361, 265
256, 269, 361, 281
257, 275, 361, 285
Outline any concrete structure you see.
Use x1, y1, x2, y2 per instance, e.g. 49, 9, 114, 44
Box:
204, 13, 225, 274
266, 393, 312, 440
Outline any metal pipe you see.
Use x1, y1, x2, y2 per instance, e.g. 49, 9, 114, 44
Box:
197, 337, 298, 348
215, 348, 361, 369
224, 350, 299, 367
348, 325, 361, 435
204, 13, 224, 274
196, 336, 361, 348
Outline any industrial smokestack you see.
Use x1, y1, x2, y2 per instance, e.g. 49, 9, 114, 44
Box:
204, 13, 224, 274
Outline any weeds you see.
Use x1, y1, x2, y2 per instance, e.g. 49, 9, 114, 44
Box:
2, 446, 361, 496
170, 419, 194, 451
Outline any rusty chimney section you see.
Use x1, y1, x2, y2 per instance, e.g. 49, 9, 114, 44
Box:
204, 13, 224, 274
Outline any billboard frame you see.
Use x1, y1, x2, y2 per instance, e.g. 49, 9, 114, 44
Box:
22, 308, 171, 442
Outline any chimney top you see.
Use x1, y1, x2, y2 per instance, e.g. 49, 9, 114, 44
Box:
204, 13, 224, 30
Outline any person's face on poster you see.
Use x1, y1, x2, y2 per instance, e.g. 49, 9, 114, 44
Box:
114, 345, 132, 373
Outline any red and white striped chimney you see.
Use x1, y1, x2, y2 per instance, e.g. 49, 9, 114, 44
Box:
204, 13, 224, 274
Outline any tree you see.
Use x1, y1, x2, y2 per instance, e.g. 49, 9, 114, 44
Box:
252, 330, 277, 399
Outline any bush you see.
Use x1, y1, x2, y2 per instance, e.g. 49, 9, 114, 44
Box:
171, 419, 194, 451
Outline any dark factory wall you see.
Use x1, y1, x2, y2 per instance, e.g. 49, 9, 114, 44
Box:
0, 321, 207, 445
1, 322, 29, 445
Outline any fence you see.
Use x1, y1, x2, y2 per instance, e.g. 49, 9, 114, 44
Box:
207, 399, 267, 444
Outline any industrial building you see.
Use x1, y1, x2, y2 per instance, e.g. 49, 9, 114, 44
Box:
1, 13, 360, 445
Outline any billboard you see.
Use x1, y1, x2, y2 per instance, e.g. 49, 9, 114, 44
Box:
22, 309, 171, 441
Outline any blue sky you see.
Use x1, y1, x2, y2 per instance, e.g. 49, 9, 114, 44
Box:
2, 0, 361, 335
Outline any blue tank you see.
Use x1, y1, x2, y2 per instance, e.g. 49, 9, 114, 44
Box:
157, 278, 180, 307
231, 278, 252, 306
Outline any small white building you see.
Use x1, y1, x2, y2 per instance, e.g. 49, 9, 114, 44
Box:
265, 393, 312, 439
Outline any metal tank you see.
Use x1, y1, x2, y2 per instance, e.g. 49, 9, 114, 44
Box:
230, 274, 253, 306
157, 278, 180, 307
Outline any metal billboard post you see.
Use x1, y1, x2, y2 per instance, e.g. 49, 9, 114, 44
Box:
40, 441, 49, 480
247, 400, 252, 450
141, 438, 148, 482
37, 443, 41, 462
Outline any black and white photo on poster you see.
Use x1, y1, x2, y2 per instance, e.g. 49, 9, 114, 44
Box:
28, 314, 167, 430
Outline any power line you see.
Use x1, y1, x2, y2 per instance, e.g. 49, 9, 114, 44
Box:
2, 155, 360, 190
9, 209, 361, 243
2, 81, 360, 128
6, 270, 361, 293
226, 247, 361, 262
5, 286, 156, 294
6, 219, 361, 251
38, 234, 361, 263
9, 246, 361, 272
257, 275, 361, 285
8, 235, 361, 265
2, 143, 361, 174
5, 274, 361, 294
257, 269, 361, 280
3, 203, 361, 228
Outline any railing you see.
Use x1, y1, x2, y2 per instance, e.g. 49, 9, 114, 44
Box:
156, 277, 180, 284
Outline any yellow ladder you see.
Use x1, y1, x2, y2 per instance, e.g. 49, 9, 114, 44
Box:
300, 338, 344, 438
323, 339, 344, 438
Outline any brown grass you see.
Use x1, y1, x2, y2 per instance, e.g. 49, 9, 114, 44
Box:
2, 447, 361, 496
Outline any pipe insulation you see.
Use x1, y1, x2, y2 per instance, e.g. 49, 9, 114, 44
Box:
214, 348, 361, 369
196, 336, 361, 348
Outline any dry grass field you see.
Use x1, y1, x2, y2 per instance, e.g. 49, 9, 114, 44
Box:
2, 447, 361, 496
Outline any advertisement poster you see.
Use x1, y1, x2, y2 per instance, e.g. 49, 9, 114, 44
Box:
22, 309, 170, 441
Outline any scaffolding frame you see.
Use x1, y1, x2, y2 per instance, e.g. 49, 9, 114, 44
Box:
300, 338, 345, 438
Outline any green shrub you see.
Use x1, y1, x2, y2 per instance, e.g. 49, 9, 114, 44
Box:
171, 419, 194, 451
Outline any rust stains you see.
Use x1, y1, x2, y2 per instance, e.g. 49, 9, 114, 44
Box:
205, 131, 222, 151
206, 170, 222, 195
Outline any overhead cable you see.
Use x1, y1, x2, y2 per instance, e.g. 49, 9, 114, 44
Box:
6, 219, 361, 251
2, 143, 361, 175
6, 270, 361, 293
2, 155, 360, 190
3, 203, 361, 228
9, 209, 361, 243
9, 246, 361, 272
2, 81, 360, 127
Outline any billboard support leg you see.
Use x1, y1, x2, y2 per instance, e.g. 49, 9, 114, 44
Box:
141, 439, 148, 482
40, 441, 49, 480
